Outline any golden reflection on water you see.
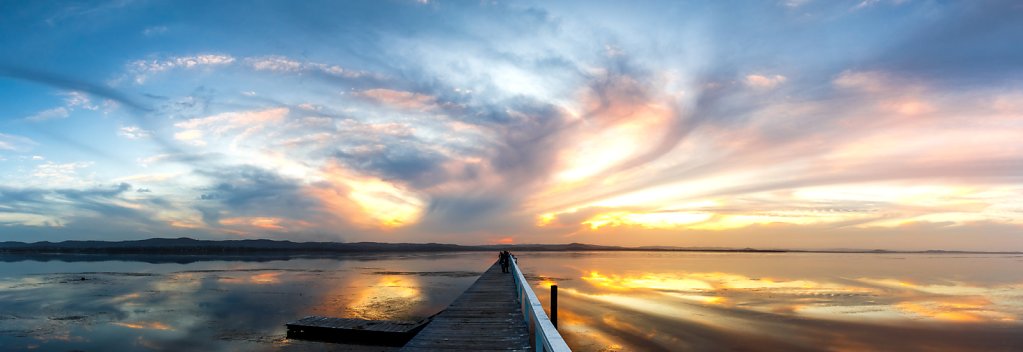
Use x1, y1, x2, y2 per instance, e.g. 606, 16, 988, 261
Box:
111, 321, 174, 331
583, 271, 715, 291
536, 276, 558, 288
0, 254, 497, 351
344, 275, 422, 320
556, 310, 626, 351
574, 270, 1021, 324
514, 253, 1023, 351
215, 271, 285, 285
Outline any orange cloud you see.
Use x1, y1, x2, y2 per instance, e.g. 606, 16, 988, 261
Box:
217, 217, 318, 234
495, 237, 515, 244
219, 217, 287, 230
359, 88, 437, 111
174, 107, 288, 132
308, 162, 425, 229
744, 74, 787, 89
582, 211, 712, 230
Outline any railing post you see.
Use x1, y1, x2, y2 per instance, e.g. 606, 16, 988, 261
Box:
509, 252, 572, 352
540, 329, 548, 352
551, 285, 558, 329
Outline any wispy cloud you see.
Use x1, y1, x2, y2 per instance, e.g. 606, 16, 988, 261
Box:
246, 56, 367, 79
24, 90, 99, 121
127, 54, 235, 84
0, 66, 152, 112
744, 74, 787, 89
142, 25, 168, 36
29, 161, 95, 187
117, 126, 152, 139
0, 133, 36, 152
26, 106, 69, 121
357, 89, 438, 111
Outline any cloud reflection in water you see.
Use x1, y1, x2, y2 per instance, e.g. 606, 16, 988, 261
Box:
0, 253, 489, 351
519, 252, 1023, 351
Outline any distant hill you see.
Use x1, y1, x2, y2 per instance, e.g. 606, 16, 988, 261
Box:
0, 237, 471, 253
0, 237, 785, 254
0, 238, 1016, 255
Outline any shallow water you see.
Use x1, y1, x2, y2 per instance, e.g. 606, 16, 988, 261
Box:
516, 251, 1023, 351
0, 251, 1021, 351
0, 252, 492, 351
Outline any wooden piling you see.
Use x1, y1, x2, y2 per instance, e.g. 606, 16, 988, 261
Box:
551, 284, 558, 329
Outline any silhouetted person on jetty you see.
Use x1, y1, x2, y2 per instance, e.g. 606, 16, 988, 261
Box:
499, 251, 511, 273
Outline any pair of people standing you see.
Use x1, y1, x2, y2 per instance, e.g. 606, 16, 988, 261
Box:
498, 251, 512, 273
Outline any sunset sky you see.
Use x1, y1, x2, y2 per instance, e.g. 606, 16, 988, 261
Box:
1, 1, 1021, 250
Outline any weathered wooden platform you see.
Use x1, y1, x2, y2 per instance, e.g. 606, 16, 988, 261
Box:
286, 316, 428, 346
401, 262, 530, 351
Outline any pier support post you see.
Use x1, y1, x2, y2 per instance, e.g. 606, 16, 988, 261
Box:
551, 284, 558, 329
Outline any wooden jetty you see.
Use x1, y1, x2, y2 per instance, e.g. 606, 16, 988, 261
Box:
286, 316, 428, 346
401, 262, 531, 351
286, 255, 571, 351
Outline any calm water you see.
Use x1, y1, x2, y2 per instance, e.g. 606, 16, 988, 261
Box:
1, 252, 1021, 351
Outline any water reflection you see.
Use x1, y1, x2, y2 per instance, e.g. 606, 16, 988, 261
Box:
0, 253, 490, 351
346, 275, 423, 320
519, 252, 1023, 351
1, 251, 1020, 351
112, 321, 174, 330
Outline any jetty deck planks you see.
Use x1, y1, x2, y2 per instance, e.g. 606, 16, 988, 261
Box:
401, 262, 530, 351
286, 316, 428, 345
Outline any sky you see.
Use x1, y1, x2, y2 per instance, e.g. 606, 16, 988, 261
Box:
0, 0, 1021, 250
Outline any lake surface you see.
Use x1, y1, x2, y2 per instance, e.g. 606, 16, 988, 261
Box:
0, 252, 1021, 351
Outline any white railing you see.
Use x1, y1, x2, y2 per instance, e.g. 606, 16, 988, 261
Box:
510, 256, 572, 352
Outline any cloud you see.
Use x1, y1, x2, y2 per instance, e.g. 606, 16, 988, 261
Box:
42, 0, 138, 25
172, 107, 289, 147
744, 74, 787, 89
245, 56, 367, 79
142, 25, 168, 36
2, 1, 1022, 248
0, 188, 66, 227
524, 60, 1023, 241
118, 126, 152, 139
247, 56, 303, 72
174, 107, 288, 133
311, 162, 426, 230
853, 0, 882, 10
25, 107, 69, 121
187, 165, 370, 238
63, 91, 98, 110
334, 140, 449, 188
861, 2, 1023, 80
127, 54, 236, 84
357, 88, 438, 111
833, 70, 887, 92
196, 166, 309, 210
0, 182, 175, 232
24, 90, 99, 121
782, 0, 812, 8
0, 66, 152, 112
173, 130, 205, 146
29, 161, 95, 187
0, 133, 36, 152
418, 194, 514, 232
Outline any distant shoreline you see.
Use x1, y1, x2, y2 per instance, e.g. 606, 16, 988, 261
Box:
1, 237, 1019, 255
